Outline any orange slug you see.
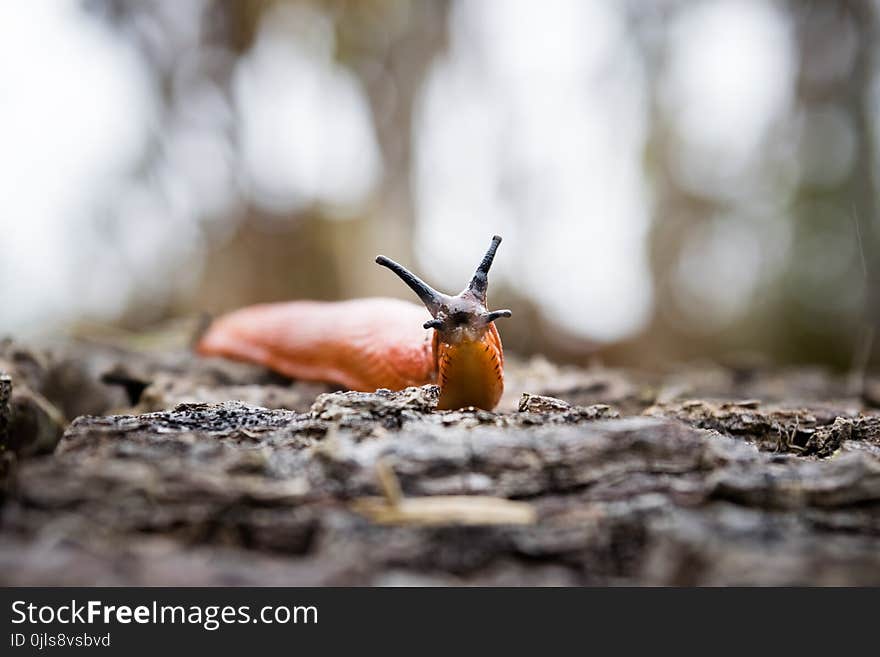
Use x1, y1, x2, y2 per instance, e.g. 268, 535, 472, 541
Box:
197, 235, 512, 410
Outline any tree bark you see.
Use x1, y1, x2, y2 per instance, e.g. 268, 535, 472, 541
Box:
1, 340, 878, 585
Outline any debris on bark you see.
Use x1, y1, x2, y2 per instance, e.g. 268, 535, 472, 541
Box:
643, 398, 863, 454
506, 357, 651, 414
517, 393, 619, 423
351, 495, 537, 527
134, 373, 332, 414
310, 386, 440, 436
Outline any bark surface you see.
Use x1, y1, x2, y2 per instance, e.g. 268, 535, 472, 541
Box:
1, 339, 878, 585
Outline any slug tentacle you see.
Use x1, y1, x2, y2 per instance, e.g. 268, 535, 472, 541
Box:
467, 234, 502, 300
376, 235, 511, 410
374, 255, 447, 315
482, 309, 512, 325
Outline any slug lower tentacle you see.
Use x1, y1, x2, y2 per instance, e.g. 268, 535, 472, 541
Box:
197, 235, 511, 410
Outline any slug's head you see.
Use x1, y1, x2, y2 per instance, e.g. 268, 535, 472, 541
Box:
376, 235, 512, 344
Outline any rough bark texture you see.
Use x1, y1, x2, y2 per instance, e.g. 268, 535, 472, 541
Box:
1, 339, 879, 585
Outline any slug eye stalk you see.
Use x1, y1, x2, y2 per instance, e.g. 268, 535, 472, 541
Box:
483, 309, 512, 324
374, 255, 446, 315
376, 235, 512, 332
467, 234, 502, 302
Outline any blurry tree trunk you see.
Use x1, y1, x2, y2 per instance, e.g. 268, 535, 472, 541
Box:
847, 4, 880, 374
333, 1, 450, 298
194, 1, 452, 309
789, 1, 879, 378
626, 1, 713, 367
630, 1, 880, 370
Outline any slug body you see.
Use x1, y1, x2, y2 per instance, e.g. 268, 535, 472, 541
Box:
434, 322, 504, 411
197, 236, 511, 410
197, 298, 436, 392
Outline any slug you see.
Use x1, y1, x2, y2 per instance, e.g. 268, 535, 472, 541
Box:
197, 235, 511, 410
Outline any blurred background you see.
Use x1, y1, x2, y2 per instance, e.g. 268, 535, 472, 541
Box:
1, 0, 879, 371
